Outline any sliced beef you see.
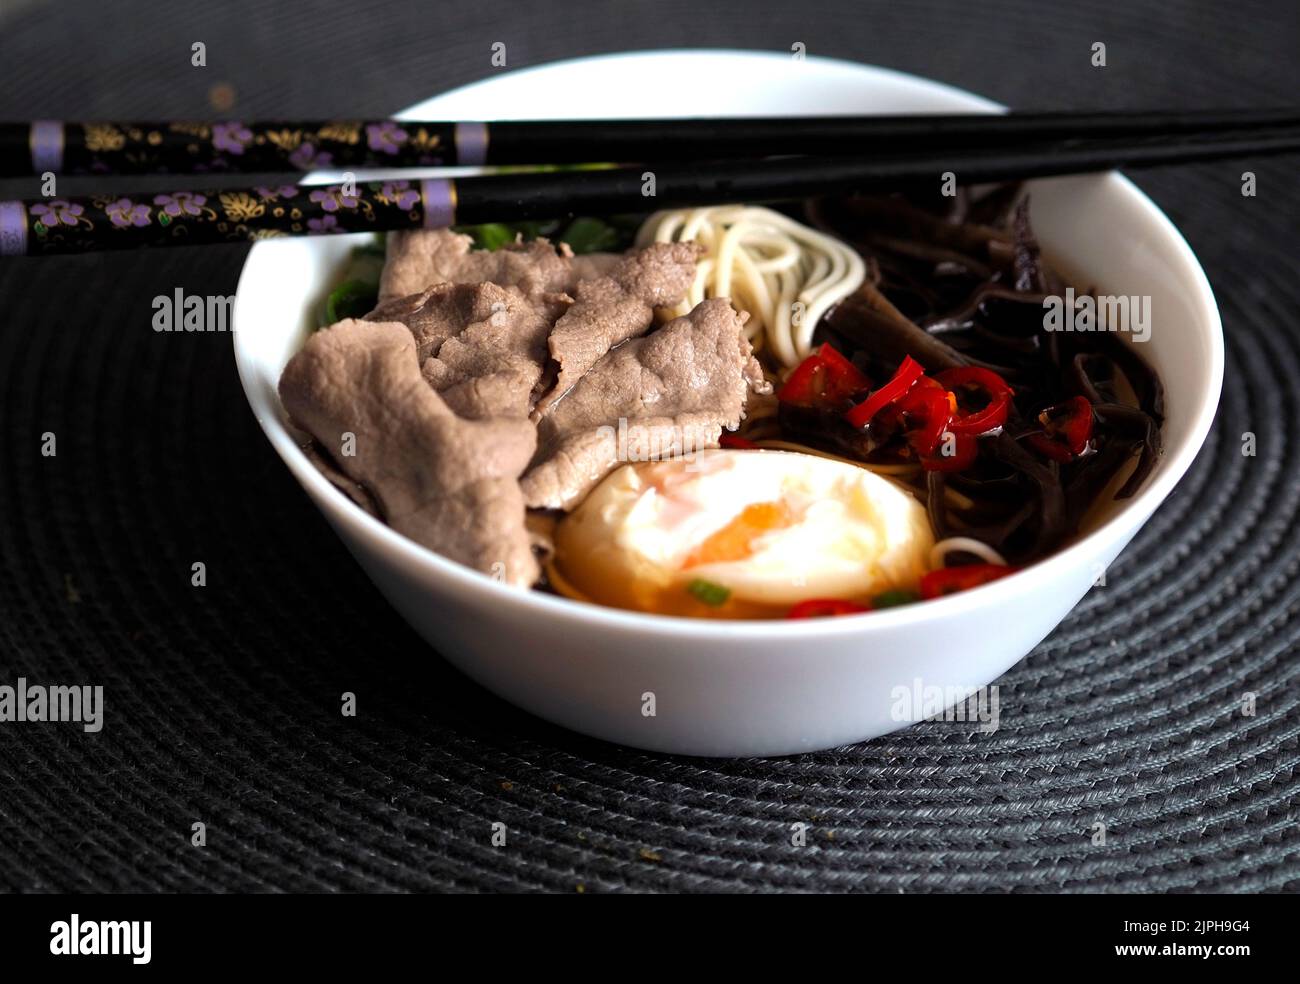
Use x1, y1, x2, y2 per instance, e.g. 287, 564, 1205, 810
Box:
538, 241, 700, 414
279, 318, 539, 586
365, 283, 486, 362
522, 298, 763, 510
379, 229, 620, 304
286, 233, 728, 580
367, 281, 555, 419
303, 442, 380, 517
412, 284, 554, 420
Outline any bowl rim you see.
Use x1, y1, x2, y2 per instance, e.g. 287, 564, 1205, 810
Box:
233, 48, 1224, 640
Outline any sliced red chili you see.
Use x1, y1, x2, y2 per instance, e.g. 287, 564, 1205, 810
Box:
1025, 395, 1094, 461
920, 564, 1017, 599
775, 352, 823, 407
719, 433, 760, 450
922, 430, 978, 471
787, 598, 871, 619
1024, 433, 1072, 462
844, 356, 926, 430
814, 342, 871, 403
894, 377, 952, 457
776, 343, 870, 411
933, 366, 1014, 436
1053, 395, 1095, 453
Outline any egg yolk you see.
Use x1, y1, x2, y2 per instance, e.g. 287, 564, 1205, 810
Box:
682, 501, 797, 568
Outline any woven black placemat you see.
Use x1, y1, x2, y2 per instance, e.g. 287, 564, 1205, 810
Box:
1, 0, 1297, 893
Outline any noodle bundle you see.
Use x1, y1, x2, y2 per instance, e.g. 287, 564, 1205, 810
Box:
635, 205, 865, 368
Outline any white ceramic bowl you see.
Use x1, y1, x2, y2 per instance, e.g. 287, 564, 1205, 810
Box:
233, 50, 1222, 756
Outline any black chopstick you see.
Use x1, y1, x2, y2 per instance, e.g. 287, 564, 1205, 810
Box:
2, 128, 1297, 257
1, 109, 1297, 176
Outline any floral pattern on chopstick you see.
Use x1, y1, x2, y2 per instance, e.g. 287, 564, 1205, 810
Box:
53, 121, 456, 175
16, 180, 429, 254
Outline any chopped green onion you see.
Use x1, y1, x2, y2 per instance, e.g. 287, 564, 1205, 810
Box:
513, 219, 563, 241
687, 578, 731, 607
461, 222, 517, 252
453, 213, 636, 254
324, 279, 379, 325
871, 589, 921, 609
559, 216, 621, 255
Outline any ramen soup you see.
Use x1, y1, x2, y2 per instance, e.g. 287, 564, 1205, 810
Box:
278, 187, 1162, 619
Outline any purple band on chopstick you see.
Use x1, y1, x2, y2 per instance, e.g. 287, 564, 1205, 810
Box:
30, 120, 64, 173
420, 178, 456, 229
0, 201, 27, 256
454, 122, 489, 166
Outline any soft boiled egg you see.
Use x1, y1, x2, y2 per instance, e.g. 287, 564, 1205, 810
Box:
549, 449, 934, 618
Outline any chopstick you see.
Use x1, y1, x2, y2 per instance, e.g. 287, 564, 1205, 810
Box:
1, 109, 1297, 176
3, 128, 1297, 257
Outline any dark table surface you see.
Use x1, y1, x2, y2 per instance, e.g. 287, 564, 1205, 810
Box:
1, 0, 1297, 892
